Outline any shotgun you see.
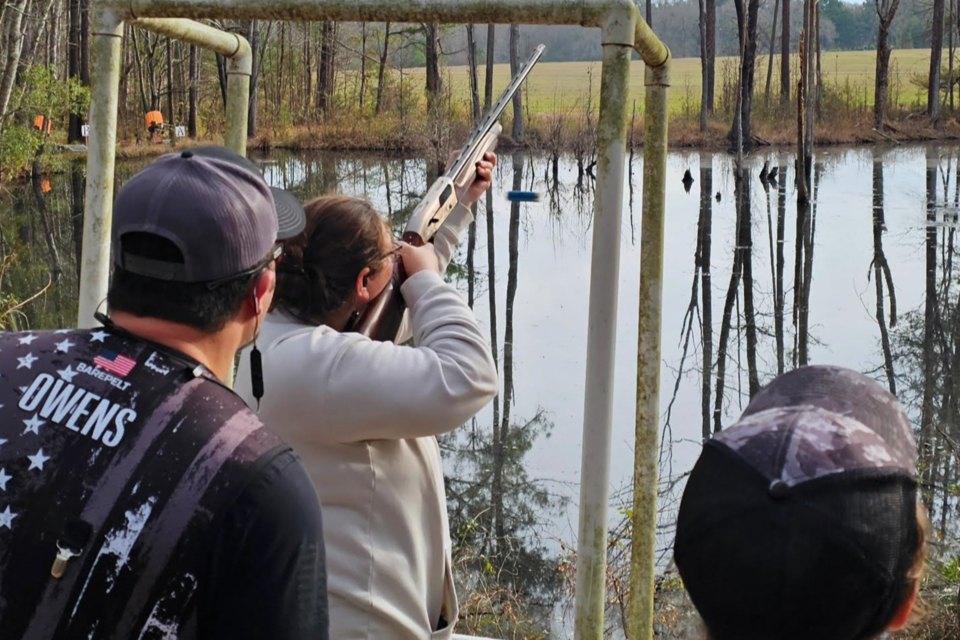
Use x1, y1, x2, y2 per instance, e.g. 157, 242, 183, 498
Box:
349, 43, 546, 342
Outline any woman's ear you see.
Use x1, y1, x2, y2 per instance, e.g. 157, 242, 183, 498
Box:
355, 267, 372, 303
886, 582, 919, 631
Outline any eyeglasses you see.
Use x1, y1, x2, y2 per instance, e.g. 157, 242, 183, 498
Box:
205, 243, 283, 290
377, 240, 402, 265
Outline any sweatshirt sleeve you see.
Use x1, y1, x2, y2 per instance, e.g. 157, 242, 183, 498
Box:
284, 271, 497, 443
394, 202, 474, 345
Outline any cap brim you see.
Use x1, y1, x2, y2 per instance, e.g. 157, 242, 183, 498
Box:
271, 187, 306, 240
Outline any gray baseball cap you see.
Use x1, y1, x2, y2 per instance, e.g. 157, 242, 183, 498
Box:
675, 366, 921, 640
112, 147, 306, 284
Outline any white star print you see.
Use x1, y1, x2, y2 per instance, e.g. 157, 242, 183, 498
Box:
57, 366, 78, 383
89, 331, 108, 343
0, 469, 11, 491
22, 414, 44, 436
0, 439, 6, 453
54, 339, 75, 353
18, 334, 37, 345
0, 506, 17, 530
16, 353, 38, 369
27, 449, 50, 471
54, 329, 71, 334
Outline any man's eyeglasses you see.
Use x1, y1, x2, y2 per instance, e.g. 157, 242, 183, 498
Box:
205, 243, 283, 291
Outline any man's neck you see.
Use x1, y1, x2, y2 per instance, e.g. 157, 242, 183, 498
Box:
109, 311, 242, 382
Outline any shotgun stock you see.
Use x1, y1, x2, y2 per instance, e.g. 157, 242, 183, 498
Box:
349, 44, 546, 342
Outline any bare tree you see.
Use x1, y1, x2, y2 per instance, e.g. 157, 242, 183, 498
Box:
375, 23, 390, 115
68, 0, 83, 141
425, 23, 442, 114
698, 0, 709, 130
466, 25, 481, 123
509, 25, 524, 143
764, 0, 781, 105
730, 0, 761, 151
318, 21, 336, 115
706, 0, 716, 111
484, 24, 495, 111
874, 0, 901, 128
188, 44, 198, 138
781, 0, 791, 102
930, 0, 946, 122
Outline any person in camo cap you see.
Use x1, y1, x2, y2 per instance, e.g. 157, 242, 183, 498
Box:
674, 365, 929, 640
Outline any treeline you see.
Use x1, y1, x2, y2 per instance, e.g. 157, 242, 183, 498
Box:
0, 0, 958, 177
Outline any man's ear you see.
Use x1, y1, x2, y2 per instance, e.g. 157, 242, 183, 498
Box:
355, 267, 372, 303
250, 269, 276, 318
886, 582, 919, 631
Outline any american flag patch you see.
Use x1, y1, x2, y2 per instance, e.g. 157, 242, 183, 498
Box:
94, 350, 137, 377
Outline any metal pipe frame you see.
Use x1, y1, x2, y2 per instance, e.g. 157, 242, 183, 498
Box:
78, 14, 250, 326
83, 2, 671, 639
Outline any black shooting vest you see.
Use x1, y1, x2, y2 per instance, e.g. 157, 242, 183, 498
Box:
0, 327, 289, 639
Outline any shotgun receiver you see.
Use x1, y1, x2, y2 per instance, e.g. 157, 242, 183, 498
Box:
349, 43, 546, 342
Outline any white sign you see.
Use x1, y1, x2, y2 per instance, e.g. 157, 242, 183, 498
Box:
81, 124, 90, 137
175, 126, 186, 137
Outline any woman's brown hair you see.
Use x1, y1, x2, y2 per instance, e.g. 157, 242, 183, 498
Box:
274, 195, 388, 324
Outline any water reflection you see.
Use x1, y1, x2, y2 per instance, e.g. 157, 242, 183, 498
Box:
2, 144, 958, 636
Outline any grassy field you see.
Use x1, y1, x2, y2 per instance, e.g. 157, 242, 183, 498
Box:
404, 49, 934, 116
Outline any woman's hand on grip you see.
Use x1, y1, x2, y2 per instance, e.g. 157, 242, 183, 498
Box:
399, 242, 440, 276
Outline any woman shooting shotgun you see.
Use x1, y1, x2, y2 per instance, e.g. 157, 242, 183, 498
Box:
235, 47, 543, 638
235, 155, 499, 639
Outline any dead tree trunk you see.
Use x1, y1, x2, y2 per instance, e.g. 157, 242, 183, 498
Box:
318, 21, 336, 115
707, 0, 716, 110
375, 23, 389, 115
765, 0, 781, 105
188, 44, 198, 138
166, 36, 176, 141
730, 0, 761, 151
0, 0, 29, 119
509, 25, 524, 143
68, 0, 83, 141
466, 25, 481, 123
874, 0, 901, 129
484, 24, 496, 111
930, 0, 946, 122
699, 0, 709, 130
359, 23, 366, 110
781, 0, 791, 102
425, 23, 442, 115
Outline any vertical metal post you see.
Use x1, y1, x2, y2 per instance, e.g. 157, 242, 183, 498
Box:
78, 5, 123, 327
573, 9, 635, 640
627, 56, 671, 640
224, 40, 251, 156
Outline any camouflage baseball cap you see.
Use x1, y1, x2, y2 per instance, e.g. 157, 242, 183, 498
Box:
674, 366, 921, 640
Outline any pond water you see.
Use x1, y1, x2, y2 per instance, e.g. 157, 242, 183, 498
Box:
1, 143, 958, 636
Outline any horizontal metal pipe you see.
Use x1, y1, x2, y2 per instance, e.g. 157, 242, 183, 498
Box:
117, 0, 668, 68
129, 18, 245, 63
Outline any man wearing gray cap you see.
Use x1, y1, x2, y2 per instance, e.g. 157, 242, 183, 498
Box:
675, 365, 928, 640
0, 147, 328, 639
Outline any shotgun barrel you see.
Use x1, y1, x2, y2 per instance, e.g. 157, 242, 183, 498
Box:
350, 44, 546, 341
